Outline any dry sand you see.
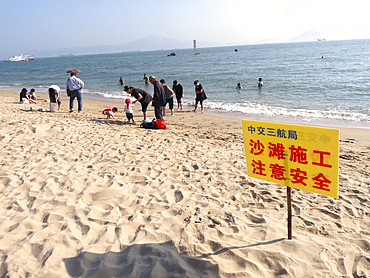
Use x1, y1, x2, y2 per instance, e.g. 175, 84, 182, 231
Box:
0, 89, 370, 278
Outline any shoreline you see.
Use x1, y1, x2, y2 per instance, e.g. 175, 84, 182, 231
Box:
3, 87, 370, 131
1, 88, 370, 277
3, 88, 370, 145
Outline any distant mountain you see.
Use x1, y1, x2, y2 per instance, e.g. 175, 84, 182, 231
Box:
31, 36, 193, 58
122, 35, 190, 51
288, 30, 326, 42
27, 32, 329, 59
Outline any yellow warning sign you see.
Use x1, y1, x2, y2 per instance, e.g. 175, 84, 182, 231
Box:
242, 120, 339, 198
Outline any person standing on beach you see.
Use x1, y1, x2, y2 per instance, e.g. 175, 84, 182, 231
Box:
160, 79, 175, 116
193, 80, 207, 113
124, 98, 135, 123
172, 80, 184, 111
66, 72, 84, 113
149, 76, 166, 119
124, 86, 152, 121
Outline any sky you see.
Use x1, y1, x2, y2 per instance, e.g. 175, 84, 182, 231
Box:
1, 0, 369, 59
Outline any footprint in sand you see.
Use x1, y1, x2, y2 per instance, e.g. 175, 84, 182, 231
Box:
175, 190, 184, 203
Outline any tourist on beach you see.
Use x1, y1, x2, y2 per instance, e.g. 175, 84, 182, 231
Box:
236, 83, 242, 90
102, 107, 118, 119
27, 89, 37, 104
124, 86, 152, 121
118, 77, 124, 86
143, 74, 149, 85
193, 80, 207, 113
66, 72, 84, 113
172, 80, 184, 111
149, 76, 166, 119
160, 79, 175, 116
258, 78, 263, 87
124, 98, 135, 123
19, 88, 29, 104
48, 85, 61, 112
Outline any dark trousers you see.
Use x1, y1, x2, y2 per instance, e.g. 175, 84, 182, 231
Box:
154, 105, 163, 119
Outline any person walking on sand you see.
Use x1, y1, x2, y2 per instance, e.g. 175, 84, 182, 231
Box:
193, 80, 207, 113
149, 76, 166, 119
160, 79, 175, 116
66, 72, 84, 113
172, 80, 184, 111
124, 86, 152, 121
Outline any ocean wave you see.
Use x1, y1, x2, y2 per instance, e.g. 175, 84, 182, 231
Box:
203, 101, 370, 123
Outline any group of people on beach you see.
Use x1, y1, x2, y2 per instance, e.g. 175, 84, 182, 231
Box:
122, 75, 187, 121
19, 71, 209, 123
20, 71, 84, 113
19, 88, 37, 104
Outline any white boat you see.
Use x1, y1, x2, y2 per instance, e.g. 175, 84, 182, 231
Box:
6, 54, 34, 62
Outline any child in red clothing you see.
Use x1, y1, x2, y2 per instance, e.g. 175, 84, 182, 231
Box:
102, 107, 118, 119
124, 99, 135, 123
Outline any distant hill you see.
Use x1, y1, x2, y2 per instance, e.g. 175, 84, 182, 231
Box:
29, 32, 329, 58
32, 36, 193, 58
122, 35, 190, 51
288, 30, 326, 42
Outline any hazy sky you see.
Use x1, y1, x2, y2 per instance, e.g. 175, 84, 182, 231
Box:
1, 0, 369, 58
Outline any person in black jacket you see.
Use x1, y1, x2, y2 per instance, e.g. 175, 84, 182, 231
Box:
149, 76, 166, 119
124, 86, 153, 121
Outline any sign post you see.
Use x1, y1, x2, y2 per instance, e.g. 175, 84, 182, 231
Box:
287, 186, 292, 240
242, 120, 339, 239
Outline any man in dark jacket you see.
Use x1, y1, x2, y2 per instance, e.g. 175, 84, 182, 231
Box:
124, 86, 152, 121
149, 76, 166, 119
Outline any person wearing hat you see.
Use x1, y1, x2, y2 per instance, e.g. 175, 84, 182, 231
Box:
149, 76, 166, 119
123, 86, 152, 121
66, 72, 84, 113
124, 98, 135, 123
172, 80, 184, 111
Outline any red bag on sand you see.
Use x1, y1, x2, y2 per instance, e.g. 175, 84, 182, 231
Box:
154, 119, 167, 129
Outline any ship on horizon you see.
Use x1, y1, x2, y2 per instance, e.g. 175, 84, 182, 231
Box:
60, 53, 75, 57
5, 54, 34, 62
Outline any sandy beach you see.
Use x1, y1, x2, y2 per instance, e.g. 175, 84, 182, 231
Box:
1, 89, 370, 278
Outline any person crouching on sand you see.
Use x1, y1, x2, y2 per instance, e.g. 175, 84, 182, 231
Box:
102, 107, 118, 119
124, 98, 135, 123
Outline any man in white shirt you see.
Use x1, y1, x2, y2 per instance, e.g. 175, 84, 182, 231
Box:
66, 73, 84, 113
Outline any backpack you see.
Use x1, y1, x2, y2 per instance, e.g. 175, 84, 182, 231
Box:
140, 119, 167, 129
140, 119, 156, 129
153, 119, 167, 129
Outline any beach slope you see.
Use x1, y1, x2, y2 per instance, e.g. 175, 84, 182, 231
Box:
0, 90, 370, 277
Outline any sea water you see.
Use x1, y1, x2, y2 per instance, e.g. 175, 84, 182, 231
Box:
1, 39, 370, 128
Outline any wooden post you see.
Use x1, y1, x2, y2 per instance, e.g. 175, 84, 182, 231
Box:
287, 186, 292, 240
